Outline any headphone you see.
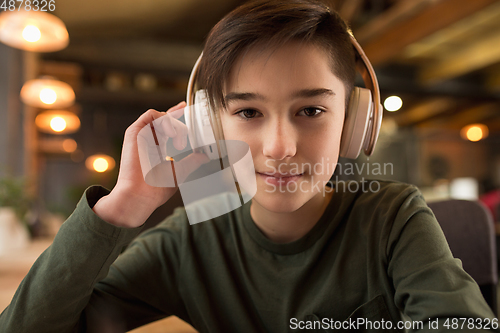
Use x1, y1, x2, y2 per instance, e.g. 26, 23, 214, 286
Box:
185, 34, 383, 160
137, 34, 382, 223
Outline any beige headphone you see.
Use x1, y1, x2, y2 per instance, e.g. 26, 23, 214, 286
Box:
186, 34, 383, 160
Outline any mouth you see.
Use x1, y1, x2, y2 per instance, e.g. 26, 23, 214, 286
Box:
256, 172, 304, 185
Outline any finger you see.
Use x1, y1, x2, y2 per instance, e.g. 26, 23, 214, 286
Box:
155, 116, 187, 150
130, 109, 166, 132
174, 153, 210, 184
170, 118, 189, 150
155, 114, 177, 138
167, 101, 186, 119
131, 101, 184, 131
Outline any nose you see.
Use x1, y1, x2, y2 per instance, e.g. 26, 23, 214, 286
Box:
262, 118, 297, 160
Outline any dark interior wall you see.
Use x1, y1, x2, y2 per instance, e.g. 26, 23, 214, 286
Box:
418, 131, 490, 187
0, 44, 24, 178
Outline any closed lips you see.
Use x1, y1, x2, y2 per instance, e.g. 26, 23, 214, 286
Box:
258, 172, 303, 178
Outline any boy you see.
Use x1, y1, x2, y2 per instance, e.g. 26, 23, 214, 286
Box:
0, 0, 496, 332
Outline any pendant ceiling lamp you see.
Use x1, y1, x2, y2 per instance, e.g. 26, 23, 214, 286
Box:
0, 11, 69, 52
35, 110, 80, 134
21, 76, 75, 108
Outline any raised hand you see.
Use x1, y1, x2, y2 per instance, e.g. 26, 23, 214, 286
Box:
93, 102, 209, 228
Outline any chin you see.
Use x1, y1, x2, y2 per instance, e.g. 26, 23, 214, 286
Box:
251, 183, 315, 214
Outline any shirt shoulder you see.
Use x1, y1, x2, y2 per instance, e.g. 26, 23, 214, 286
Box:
332, 179, 436, 254
335, 179, 428, 220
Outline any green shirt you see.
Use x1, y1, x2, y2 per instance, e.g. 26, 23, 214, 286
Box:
0, 180, 496, 332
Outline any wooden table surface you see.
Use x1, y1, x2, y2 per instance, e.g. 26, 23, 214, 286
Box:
0, 239, 197, 332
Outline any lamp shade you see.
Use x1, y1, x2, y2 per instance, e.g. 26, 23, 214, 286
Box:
35, 110, 80, 134
21, 77, 75, 108
0, 11, 69, 52
85, 154, 116, 173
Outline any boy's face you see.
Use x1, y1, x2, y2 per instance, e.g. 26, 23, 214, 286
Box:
220, 41, 346, 213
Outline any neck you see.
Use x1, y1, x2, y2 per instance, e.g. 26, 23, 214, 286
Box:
250, 190, 333, 244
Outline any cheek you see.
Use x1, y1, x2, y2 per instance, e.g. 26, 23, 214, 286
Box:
220, 117, 265, 170
302, 127, 341, 160
299, 116, 344, 177
220, 113, 233, 138
304, 113, 344, 148
220, 114, 242, 141
220, 115, 258, 150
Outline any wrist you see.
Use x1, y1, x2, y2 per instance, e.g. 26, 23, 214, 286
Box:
92, 187, 156, 228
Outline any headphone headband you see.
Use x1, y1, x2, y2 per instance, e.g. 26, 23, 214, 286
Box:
349, 34, 383, 156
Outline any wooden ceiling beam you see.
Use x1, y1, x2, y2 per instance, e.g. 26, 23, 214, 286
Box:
338, 0, 364, 23
404, 1, 500, 60
450, 103, 499, 127
393, 97, 457, 127
420, 31, 500, 84
417, 103, 499, 129
358, 0, 497, 66
355, 0, 436, 45
486, 64, 500, 92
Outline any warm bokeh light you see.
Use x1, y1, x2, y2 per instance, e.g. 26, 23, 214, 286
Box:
0, 11, 69, 52
85, 154, 116, 173
49, 116, 67, 132
93, 158, 109, 173
383, 96, 403, 112
21, 77, 75, 109
460, 124, 489, 142
39, 88, 57, 105
22, 25, 41, 42
35, 110, 80, 134
62, 139, 77, 153
466, 127, 482, 142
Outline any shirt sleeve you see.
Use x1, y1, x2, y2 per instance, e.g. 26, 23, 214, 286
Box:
83, 207, 191, 332
387, 187, 498, 332
0, 186, 146, 333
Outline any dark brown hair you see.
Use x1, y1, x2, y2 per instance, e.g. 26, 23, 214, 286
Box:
197, 0, 356, 110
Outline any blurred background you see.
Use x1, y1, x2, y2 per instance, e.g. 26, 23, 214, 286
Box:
1, 0, 500, 330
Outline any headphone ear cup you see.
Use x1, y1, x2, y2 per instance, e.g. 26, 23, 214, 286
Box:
340, 87, 373, 159
363, 101, 383, 156
188, 89, 227, 160
187, 90, 219, 159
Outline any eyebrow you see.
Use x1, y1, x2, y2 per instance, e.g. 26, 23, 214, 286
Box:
224, 88, 335, 104
293, 88, 335, 99
225, 92, 265, 104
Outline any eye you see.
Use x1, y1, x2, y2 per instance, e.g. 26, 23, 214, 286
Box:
298, 107, 324, 117
235, 109, 260, 120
